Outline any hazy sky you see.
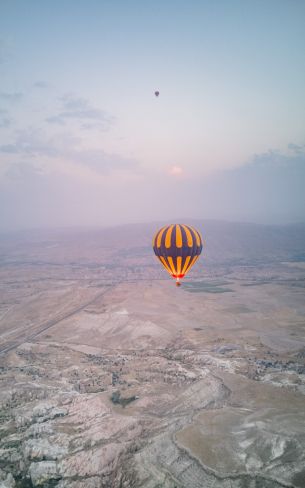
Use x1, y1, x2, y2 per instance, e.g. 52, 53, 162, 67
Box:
0, 0, 304, 230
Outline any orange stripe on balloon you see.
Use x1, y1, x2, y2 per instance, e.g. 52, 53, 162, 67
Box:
184, 255, 199, 275
156, 226, 167, 248
165, 225, 174, 248
181, 225, 193, 247
167, 256, 177, 275
175, 224, 183, 248
181, 255, 191, 274
189, 225, 202, 246
159, 256, 173, 275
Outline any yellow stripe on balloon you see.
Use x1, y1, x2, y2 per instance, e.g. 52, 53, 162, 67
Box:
189, 225, 202, 246
159, 256, 173, 275
156, 226, 167, 248
181, 255, 191, 274
184, 255, 199, 275
165, 225, 174, 248
175, 224, 183, 248
167, 256, 177, 275
193, 254, 200, 265
181, 225, 193, 247
188, 255, 200, 274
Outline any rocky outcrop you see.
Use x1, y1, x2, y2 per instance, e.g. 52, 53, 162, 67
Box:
0, 469, 15, 488
24, 438, 67, 461
29, 461, 60, 486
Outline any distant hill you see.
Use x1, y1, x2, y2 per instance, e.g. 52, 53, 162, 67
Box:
0, 221, 305, 270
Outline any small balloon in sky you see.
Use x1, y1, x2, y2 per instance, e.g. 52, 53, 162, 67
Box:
154, 90, 159, 97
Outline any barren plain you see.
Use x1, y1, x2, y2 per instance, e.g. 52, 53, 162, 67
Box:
0, 221, 305, 488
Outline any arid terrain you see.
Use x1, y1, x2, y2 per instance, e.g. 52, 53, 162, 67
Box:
0, 221, 305, 488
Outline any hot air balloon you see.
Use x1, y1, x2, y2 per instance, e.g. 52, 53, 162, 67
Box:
154, 90, 159, 97
153, 224, 203, 286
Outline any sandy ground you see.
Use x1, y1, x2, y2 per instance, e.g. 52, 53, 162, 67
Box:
0, 224, 305, 487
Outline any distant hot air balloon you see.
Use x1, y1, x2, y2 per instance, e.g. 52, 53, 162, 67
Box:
154, 90, 159, 97
153, 224, 203, 286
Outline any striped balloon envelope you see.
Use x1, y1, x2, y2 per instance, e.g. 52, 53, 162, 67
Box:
153, 224, 203, 286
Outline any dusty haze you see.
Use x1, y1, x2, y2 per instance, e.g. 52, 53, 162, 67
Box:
1, 1, 305, 230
